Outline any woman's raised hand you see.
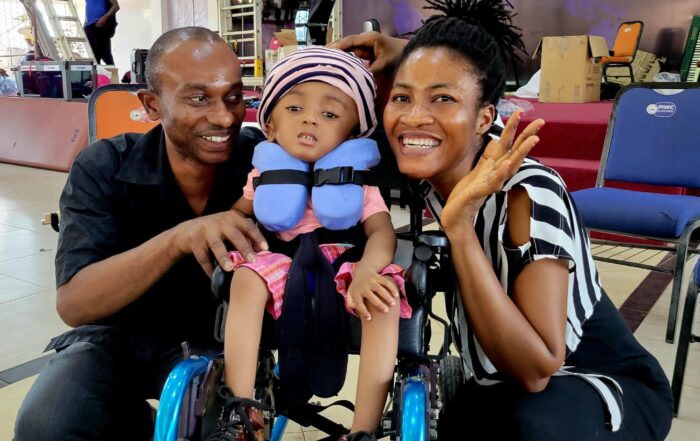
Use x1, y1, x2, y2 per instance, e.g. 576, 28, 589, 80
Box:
441, 111, 545, 235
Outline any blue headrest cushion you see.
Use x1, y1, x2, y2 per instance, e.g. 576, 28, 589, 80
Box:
252, 141, 310, 232
312, 138, 381, 230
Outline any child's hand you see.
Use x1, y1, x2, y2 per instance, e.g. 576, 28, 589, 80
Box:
346, 265, 399, 321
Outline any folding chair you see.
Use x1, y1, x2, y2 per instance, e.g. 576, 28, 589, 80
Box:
45, 84, 160, 232
571, 83, 700, 343
87, 83, 160, 143
601, 21, 644, 83
671, 258, 699, 416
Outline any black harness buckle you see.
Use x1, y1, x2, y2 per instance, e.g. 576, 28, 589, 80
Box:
313, 166, 355, 186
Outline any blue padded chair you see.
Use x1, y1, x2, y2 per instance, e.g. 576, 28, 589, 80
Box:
671, 258, 699, 416
572, 83, 700, 343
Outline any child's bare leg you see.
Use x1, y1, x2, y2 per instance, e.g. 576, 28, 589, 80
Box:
224, 267, 270, 399
351, 287, 400, 433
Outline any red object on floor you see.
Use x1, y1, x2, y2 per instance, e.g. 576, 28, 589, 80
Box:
0, 96, 88, 172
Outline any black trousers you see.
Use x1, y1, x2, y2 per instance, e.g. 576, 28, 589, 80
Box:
14, 337, 218, 441
439, 295, 673, 441
438, 374, 672, 441
84, 23, 114, 65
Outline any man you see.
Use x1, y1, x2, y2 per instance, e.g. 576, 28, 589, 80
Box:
84, 0, 120, 64
14, 27, 268, 440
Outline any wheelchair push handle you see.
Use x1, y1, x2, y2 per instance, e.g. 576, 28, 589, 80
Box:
415, 231, 449, 250
211, 264, 232, 302
405, 231, 451, 308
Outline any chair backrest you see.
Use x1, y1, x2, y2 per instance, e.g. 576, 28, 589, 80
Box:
611, 21, 643, 58
87, 83, 160, 143
598, 83, 700, 189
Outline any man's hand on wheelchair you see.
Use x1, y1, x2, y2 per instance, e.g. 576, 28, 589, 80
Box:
347, 266, 399, 321
173, 210, 268, 277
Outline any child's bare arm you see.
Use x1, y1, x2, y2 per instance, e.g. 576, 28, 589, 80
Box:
347, 212, 399, 320
358, 212, 397, 272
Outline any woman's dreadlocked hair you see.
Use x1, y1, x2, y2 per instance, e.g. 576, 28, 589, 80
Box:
398, 0, 525, 106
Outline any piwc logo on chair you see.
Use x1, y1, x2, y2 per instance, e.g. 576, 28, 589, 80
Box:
646, 102, 676, 117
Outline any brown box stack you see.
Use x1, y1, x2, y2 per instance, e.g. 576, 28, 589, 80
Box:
534, 35, 609, 103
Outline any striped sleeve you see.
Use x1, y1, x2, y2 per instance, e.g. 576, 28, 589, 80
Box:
503, 158, 603, 353
503, 161, 576, 268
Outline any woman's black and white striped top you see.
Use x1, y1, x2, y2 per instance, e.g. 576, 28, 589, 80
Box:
423, 157, 624, 431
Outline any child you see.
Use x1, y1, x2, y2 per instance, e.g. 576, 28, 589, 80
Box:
211, 47, 411, 441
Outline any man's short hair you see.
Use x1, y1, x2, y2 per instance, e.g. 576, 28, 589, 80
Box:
145, 27, 226, 93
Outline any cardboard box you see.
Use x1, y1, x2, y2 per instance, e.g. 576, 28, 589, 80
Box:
278, 44, 300, 60
271, 29, 300, 64
535, 35, 609, 103
273, 29, 297, 47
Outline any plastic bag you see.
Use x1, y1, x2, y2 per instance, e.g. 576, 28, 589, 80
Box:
513, 69, 541, 98
496, 98, 534, 117
0, 76, 18, 96
652, 72, 684, 95
653, 72, 680, 82
96, 66, 113, 88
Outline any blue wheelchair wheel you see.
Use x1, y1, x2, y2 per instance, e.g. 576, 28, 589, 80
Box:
154, 353, 280, 441
154, 356, 214, 441
395, 366, 431, 441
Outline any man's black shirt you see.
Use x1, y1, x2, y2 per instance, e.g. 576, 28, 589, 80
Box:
51, 125, 264, 350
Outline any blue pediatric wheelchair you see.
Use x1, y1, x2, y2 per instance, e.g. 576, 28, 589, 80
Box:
153, 152, 465, 440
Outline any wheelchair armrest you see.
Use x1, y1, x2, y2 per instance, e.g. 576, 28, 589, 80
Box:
347, 307, 429, 358
397, 306, 428, 357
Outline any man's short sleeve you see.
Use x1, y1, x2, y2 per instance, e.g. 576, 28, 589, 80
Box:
55, 146, 121, 288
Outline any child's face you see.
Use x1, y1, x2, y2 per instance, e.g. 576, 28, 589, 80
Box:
266, 81, 360, 163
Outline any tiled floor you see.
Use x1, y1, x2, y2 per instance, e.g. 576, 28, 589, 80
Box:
0, 162, 698, 440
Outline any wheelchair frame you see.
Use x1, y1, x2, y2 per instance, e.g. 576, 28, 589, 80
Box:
154, 187, 462, 441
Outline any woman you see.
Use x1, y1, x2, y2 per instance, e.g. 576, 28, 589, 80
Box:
332, 1, 673, 439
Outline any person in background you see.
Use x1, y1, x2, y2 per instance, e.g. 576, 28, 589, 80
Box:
84, 0, 120, 65
0, 67, 18, 96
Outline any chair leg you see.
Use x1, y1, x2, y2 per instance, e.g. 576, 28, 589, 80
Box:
671, 272, 698, 416
628, 64, 635, 83
666, 239, 690, 343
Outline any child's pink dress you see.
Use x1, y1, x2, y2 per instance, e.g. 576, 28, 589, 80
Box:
228, 168, 412, 319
